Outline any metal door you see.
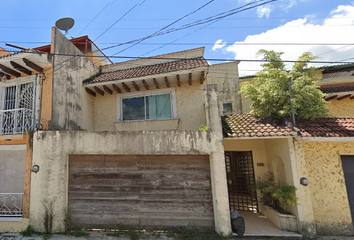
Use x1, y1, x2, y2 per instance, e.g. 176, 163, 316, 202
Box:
341, 155, 354, 225
225, 151, 258, 212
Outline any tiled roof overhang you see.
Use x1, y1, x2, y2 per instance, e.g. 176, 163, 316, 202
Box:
0, 50, 51, 79
222, 114, 354, 138
83, 57, 208, 97
320, 82, 354, 101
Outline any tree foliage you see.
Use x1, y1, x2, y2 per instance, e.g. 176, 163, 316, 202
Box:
240, 49, 327, 121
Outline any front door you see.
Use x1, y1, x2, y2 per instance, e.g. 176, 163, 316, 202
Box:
341, 155, 354, 225
225, 151, 258, 212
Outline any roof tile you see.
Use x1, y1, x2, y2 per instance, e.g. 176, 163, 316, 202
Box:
222, 114, 354, 138
87, 57, 208, 84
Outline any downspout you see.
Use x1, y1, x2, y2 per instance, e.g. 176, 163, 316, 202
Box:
32, 73, 38, 130
289, 77, 296, 126
37, 73, 45, 131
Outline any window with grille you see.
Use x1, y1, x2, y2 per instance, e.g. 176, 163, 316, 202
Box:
0, 81, 35, 135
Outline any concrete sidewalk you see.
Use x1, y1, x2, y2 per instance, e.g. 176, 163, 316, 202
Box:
2, 232, 354, 240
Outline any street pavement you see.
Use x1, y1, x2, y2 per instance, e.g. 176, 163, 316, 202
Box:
2, 232, 354, 240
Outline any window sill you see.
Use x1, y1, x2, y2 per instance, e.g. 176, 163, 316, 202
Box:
115, 118, 180, 131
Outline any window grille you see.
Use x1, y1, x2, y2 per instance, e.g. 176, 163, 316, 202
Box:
0, 81, 35, 135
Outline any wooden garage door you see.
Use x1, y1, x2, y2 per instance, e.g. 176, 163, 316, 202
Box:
68, 155, 214, 229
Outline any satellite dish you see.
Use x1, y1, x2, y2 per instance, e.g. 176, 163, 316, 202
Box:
55, 17, 74, 34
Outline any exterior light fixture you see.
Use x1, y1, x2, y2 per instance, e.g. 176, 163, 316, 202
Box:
32, 165, 40, 173
300, 177, 308, 186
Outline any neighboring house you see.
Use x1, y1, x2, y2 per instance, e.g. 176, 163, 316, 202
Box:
0, 27, 105, 232
232, 63, 354, 236
222, 114, 354, 236
317, 63, 354, 117
26, 29, 243, 235
240, 63, 354, 117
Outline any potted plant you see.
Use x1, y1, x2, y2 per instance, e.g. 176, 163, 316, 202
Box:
256, 172, 298, 232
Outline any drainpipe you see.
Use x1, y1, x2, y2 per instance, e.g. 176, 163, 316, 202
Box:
33, 73, 38, 130
288, 77, 296, 126
37, 73, 45, 130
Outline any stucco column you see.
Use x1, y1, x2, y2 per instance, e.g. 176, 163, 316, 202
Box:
291, 139, 317, 239
204, 84, 232, 236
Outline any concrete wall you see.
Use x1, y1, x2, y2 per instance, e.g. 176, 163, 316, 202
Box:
94, 81, 206, 131
50, 27, 99, 131
30, 85, 231, 236
207, 62, 242, 115
295, 141, 354, 235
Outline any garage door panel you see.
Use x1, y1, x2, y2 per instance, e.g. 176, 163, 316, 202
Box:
140, 187, 212, 195
71, 213, 140, 228
70, 201, 141, 213
140, 201, 213, 213
69, 155, 214, 229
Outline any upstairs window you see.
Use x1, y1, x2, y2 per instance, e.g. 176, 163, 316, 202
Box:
117, 88, 177, 122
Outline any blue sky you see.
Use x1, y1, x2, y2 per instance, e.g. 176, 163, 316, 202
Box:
1, 0, 353, 76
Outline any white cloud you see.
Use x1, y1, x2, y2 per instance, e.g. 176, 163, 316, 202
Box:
212, 39, 227, 51
226, 4, 354, 76
257, 5, 271, 18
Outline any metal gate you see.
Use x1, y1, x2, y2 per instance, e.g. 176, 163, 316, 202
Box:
225, 151, 258, 212
341, 155, 354, 226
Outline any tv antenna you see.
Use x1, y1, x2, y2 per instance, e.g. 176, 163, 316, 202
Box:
55, 17, 75, 35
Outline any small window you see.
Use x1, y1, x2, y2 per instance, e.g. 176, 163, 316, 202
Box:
117, 88, 176, 122
223, 103, 233, 113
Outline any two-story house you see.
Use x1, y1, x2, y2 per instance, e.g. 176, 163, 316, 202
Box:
23, 27, 243, 236
0, 27, 109, 232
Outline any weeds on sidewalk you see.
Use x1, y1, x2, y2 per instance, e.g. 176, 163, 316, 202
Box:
171, 227, 225, 240
22, 225, 35, 237
67, 227, 89, 237
106, 224, 141, 240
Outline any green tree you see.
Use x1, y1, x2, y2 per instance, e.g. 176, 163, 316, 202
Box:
240, 49, 327, 120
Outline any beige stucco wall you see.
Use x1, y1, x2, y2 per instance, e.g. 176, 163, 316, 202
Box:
94, 81, 206, 131
326, 99, 354, 117
207, 62, 242, 115
30, 85, 231, 236
295, 141, 354, 235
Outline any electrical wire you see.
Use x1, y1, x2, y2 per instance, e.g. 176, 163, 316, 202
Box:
94, 4, 138, 42
76, 1, 114, 37
112, 0, 217, 56
103, 0, 280, 53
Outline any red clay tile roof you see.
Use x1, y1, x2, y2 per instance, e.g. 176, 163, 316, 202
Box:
222, 114, 297, 138
87, 57, 208, 84
319, 82, 354, 94
222, 114, 354, 138
297, 118, 354, 137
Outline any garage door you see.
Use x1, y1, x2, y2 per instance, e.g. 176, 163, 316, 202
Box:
68, 155, 214, 229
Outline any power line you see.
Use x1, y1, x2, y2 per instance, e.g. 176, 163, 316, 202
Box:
94, 4, 139, 42
103, 0, 280, 53
2, 41, 354, 46
112, 0, 217, 56
76, 1, 114, 37
1, 49, 352, 65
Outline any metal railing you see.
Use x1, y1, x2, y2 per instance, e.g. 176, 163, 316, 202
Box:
0, 108, 34, 135
0, 193, 23, 217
